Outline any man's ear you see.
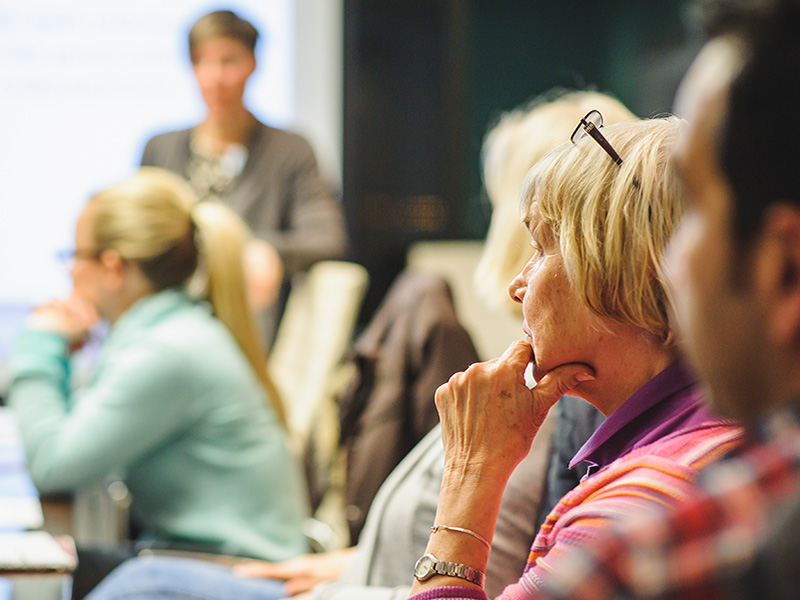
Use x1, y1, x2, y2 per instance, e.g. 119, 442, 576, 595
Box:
757, 203, 800, 348
99, 248, 126, 292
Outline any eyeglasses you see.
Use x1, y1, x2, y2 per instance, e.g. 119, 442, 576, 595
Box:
570, 110, 623, 166
56, 248, 102, 268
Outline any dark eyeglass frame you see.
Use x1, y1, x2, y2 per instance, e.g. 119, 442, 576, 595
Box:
570, 110, 623, 166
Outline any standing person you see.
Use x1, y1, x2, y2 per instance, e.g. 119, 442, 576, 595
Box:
9, 167, 309, 565
141, 9, 348, 343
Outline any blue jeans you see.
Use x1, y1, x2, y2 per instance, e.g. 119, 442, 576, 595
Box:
85, 556, 287, 600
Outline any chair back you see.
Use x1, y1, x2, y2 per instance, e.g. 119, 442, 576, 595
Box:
269, 260, 369, 449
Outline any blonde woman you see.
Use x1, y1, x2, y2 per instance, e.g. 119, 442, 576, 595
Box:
9, 168, 308, 563
475, 91, 636, 313
475, 90, 637, 526
408, 117, 744, 599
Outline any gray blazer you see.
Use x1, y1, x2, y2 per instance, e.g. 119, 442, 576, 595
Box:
141, 120, 348, 277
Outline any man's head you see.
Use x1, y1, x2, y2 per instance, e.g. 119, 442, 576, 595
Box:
187, 10, 259, 117
665, 0, 800, 423
188, 10, 259, 61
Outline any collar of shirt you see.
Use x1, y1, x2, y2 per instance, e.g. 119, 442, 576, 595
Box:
569, 359, 710, 478
101, 289, 206, 352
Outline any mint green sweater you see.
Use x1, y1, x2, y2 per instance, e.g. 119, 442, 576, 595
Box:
9, 289, 309, 560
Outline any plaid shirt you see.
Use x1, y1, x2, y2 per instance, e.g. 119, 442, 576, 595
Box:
409, 409, 800, 600
540, 407, 800, 600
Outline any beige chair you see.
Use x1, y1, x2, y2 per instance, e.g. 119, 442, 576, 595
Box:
268, 260, 369, 549
406, 240, 522, 360
270, 260, 369, 443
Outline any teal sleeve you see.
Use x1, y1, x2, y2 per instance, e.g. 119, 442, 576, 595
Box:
9, 332, 197, 493
10, 329, 71, 392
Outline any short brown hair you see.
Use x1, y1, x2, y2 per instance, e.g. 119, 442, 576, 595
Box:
188, 10, 259, 62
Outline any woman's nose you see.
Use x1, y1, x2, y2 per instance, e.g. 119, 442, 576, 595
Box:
508, 272, 525, 304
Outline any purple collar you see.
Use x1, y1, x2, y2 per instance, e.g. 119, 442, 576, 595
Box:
569, 360, 712, 478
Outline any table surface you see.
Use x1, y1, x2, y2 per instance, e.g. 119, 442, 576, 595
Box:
0, 407, 73, 600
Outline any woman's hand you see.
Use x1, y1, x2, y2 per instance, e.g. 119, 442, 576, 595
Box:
233, 548, 356, 596
26, 294, 99, 351
244, 238, 284, 311
435, 340, 594, 484
409, 341, 594, 595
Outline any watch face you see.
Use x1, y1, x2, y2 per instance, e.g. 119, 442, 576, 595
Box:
413, 553, 436, 581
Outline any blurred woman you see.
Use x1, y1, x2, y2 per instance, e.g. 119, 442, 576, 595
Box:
9, 167, 309, 562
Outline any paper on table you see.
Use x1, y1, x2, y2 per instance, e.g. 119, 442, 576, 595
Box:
0, 408, 43, 531
0, 498, 43, 531
0, 532, 77, 573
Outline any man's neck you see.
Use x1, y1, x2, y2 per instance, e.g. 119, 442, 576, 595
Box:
197, 109, 255, 154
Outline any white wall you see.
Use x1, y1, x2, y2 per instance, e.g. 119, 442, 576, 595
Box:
293, 0, 344, 185
0, 0, 344, 386
0, 0, 343, 305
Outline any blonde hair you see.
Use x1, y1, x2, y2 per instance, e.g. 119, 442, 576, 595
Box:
475, 90, 637, 314
87, 167, 286, 427
522, 116, 685, 343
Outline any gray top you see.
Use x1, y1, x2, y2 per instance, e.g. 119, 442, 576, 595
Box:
141, 120, 348, 278
313, 412, 556, 600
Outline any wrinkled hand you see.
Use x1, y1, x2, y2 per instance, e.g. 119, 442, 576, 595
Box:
233, 548, 356, 596
26, 294, 99, 350
435, 340, 594, 483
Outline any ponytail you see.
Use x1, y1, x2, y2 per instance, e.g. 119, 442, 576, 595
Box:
190, 202, 287, 429
90, 167, 286, 428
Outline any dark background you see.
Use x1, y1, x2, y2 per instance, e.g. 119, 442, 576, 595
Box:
341, 0, 702, 321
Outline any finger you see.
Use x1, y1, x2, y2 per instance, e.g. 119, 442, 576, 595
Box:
35, 300, 64, 315
497, 339, 533, 366
285, 577, 319, 595
66, 293, 99, 323
532, 362, 595, 404
233, 561, 286, 579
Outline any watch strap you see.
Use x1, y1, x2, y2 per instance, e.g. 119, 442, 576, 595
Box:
415, 553, 485, 587
434, 559, 485, 586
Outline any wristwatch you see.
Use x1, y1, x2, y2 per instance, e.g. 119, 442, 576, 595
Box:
413, 553, 485, 587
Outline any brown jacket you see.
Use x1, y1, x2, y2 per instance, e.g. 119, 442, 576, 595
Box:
338, 270, 480, 543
